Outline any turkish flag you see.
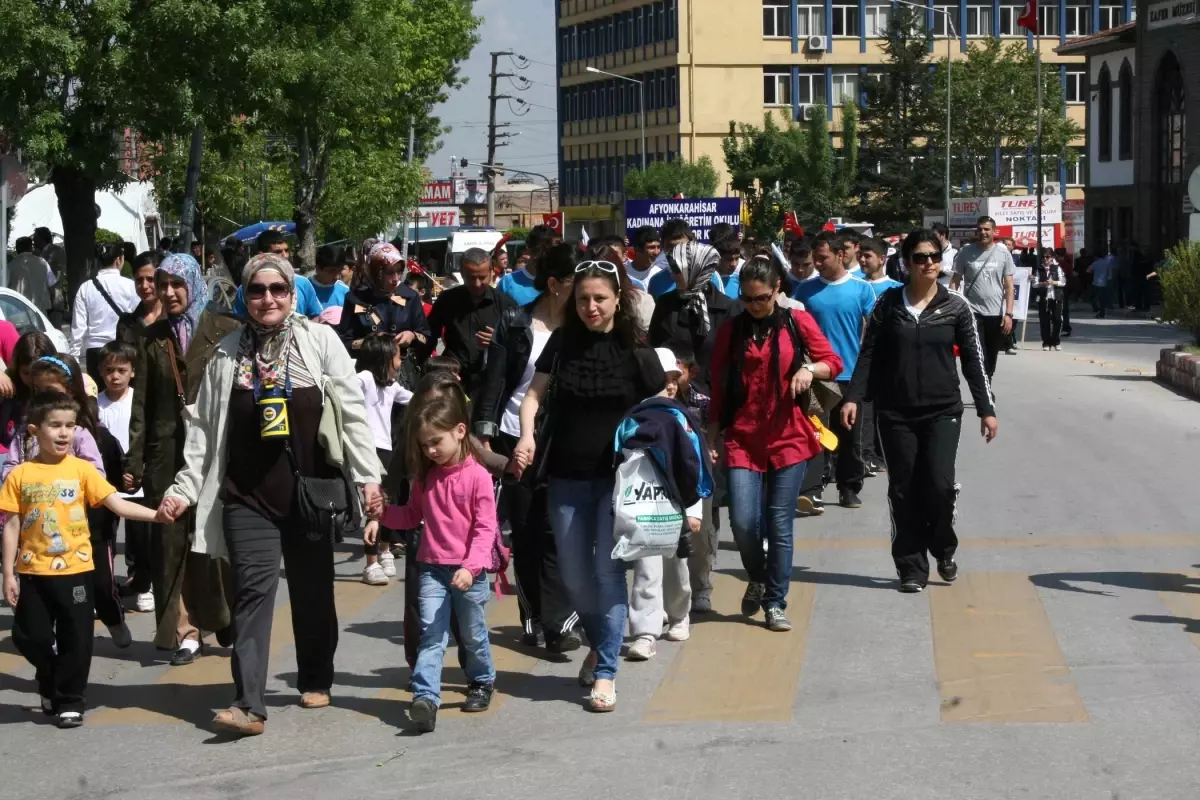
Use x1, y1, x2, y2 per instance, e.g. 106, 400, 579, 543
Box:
1017, 0, 1038, 33
542, 211, 564, 234
783, 212, 804, 237
822, 220, 837, 232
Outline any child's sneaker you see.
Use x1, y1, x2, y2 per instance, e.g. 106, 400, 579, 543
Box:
107, 622, 132, 648
362, 562, 389, 585
56, 711, 83, 729
135, 592, 155, 613
410, 697, 437, 733
378, 550, 397, 578
665, 619, 691, 642
626, 635, 657, 661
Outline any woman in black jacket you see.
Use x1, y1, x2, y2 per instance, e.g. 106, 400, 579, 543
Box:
472, 243, 580, 653
842, 229, 999, 594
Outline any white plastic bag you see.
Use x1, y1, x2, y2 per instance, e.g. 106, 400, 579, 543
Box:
611, 448, 683, 561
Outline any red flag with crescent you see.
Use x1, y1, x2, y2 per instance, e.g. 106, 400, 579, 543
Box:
542, 211, 564, 234
1017, 0, 1038, 33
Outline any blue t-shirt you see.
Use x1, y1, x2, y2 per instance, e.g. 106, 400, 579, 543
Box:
793, 274, 877, 382
720, 271, 740, 300
867, 277, 903, 299
497, 268, 540, 306
233, 274, 323, 319
310, 279, 349, 311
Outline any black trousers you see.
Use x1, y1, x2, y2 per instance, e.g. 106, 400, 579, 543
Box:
800, 411, 828, 498
974, 314, 1003, 379
827, 394, 866, 494
87, 507, 125, 627
223, 504, 337, 719
1061, 291, 1072, 332
860, 400, 884, 466
363, 447, 396, 557
493, 432, 577, 642
1038, 298, 1062, 347
123, 514, 154, 594
878, 414, 962, 584
12, 573, 95, 714
85, 348, 106, 386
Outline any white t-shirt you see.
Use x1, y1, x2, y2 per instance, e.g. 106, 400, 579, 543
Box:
501, 328, 552, 437
357, 371, 414, 451
97, 389, 141, 498
901, 289, 923, 321
625, 259, 664, 287
939, 244, 958, 286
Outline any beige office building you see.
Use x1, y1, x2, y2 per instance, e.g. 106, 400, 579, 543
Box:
556, 0, 1112, 228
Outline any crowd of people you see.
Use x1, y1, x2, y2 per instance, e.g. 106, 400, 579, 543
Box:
0, 216, 1007, 736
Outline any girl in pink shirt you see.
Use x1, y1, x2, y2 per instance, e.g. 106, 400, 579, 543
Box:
367, 390, 499, 733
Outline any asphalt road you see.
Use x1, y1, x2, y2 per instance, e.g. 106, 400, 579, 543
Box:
2, 314, 1200, 800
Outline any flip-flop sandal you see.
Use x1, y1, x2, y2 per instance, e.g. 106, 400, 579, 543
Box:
577, 653, 598, 687
586, 686, 616, 713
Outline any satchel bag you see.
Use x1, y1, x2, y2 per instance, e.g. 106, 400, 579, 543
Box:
286, 439, 360, 542
781, 310, 842, 416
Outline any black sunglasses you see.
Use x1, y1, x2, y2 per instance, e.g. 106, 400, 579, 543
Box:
908, 251, 944, 265
245, 281, 292, 300
739, 292, 774, 304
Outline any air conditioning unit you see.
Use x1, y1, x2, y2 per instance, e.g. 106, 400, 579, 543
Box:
807, 34, 827, 51
1043, 182, 1061, 195
800, 104, 816, 121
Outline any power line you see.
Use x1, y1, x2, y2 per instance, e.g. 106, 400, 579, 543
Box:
510, 54, 557, 69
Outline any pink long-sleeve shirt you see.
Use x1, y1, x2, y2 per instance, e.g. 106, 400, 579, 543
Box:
382, 456, 498, 576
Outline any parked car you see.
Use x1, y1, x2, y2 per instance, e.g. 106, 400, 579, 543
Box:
0, 288, 70, 353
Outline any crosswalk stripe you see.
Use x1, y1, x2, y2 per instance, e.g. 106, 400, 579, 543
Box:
370, 591, 538, 719
643, 571, 815, 723
929, 572, 1088, 723
88, 578, 395, 725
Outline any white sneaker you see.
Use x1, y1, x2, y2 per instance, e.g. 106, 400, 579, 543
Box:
626, 635, 657, 661
691, 594, 712, 613
135, 592, 155, 613
378, 551, 397, 578
362, 563, 389, 585
665, 619, 691, 642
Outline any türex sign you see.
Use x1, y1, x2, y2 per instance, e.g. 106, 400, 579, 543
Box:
947, 195, 1062, 227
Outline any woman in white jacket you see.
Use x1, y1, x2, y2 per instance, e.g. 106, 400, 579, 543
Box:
159, 253, 382, 737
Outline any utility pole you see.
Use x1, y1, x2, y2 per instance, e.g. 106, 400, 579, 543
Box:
486, 50, 514, 227
402, 118, 415, 264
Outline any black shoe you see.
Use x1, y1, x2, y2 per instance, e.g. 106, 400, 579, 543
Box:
899, 580, 926, 594
215, 626, 235, 648
937, 559, 959, 583
546, 628, 582, 654
520, 620, 543, 647
864, 462, 878, 478
838, 489, 862, 508
410, 697, 437, 732
740, 582, 766, 617
170, 642, 202, 666
463, 682, 494, 712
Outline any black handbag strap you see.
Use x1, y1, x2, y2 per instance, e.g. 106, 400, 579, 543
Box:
92, 276, 125, 317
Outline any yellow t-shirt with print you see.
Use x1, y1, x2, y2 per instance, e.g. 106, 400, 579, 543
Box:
0, 455, 116, 576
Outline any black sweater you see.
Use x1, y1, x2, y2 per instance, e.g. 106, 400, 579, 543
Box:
846, 285, 995, 420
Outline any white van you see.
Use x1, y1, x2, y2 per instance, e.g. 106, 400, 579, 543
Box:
442, 228, 505, 285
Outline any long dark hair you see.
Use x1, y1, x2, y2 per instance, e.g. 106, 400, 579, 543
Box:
563, 262, 642, 348
8, 332, 57, 402
358, 332, 398, 388
404, 390, 479, 482
96, 243, 123, 268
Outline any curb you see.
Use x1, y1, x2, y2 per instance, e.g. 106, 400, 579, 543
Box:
1156, 346, 1200, 399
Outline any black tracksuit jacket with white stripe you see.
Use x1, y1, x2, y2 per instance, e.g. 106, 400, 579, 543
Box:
846, 284, 996, 421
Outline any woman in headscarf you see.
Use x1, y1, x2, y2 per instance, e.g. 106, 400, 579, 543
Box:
647, 240, 742, 613
127, 253, 242, 665
158, 253, 382, 737
336, 242, 431, 363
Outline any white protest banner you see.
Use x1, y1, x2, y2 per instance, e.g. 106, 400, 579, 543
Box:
1011, 266, 1033, 321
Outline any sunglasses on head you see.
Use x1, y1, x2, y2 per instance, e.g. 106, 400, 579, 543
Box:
908, 251, 944, 265
575, 260, 621, 286
245, 281, 292, 300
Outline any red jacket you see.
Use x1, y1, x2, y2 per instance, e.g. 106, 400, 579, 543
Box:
710, 308, 842, 472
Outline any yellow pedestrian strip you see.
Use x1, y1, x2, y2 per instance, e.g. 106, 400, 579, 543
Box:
89, 579, 393, 725
643, 571, 815, 723
370, 591, 538, 719
929, 572, 1088, 723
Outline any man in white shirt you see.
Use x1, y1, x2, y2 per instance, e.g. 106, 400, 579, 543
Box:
8, 237, 57, 312
932, 222, 958, 287
625, 225, 663, 287
70, 244, 138, 380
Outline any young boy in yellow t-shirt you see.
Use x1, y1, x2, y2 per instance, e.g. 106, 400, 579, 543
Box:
0, 392, 162, 728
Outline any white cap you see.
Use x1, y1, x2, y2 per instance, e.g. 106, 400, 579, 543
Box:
655, 347, 681, 377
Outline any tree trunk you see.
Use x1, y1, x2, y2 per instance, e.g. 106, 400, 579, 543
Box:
291, 127, 330, 272
51, 164, 98, 308
175, 122, 204, 253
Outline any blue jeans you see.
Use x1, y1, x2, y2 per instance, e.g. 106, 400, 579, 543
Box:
411, 564, 494, 706
547, 477, 627, 681
726, 463, 807, 611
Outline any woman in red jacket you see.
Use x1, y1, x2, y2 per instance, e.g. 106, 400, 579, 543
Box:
709, 258, 841, 632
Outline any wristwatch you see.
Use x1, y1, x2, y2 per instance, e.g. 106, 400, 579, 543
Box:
800, 364, 815, 375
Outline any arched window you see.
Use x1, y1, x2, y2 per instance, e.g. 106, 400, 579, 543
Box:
1118, 60, 1133, 160
1157, 53, 1185, 185
1098, 65, 1113, 162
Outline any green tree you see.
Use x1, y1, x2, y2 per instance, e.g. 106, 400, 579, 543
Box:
250, 0, 479, 267
931, 39, 1082, 197
623, 156, 719, 199
853, 5, 940, 231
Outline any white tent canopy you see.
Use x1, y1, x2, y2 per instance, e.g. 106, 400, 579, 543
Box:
9, 181, 161, 254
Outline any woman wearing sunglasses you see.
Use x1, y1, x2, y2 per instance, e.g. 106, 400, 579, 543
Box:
709, 259, 841, 632
512, 259, 665, 713
158, 253, 383, 736
126, 253, 242, 664
841, 229, 998, 594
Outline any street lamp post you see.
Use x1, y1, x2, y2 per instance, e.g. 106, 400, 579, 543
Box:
586, 66, 646, 171
892, 0, 956, 225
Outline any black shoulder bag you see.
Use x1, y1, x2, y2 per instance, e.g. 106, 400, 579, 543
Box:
524, 348, 561, 490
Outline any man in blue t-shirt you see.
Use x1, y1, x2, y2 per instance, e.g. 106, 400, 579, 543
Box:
497, 224, 559, 305
793, 230, 877, 509
859, 237, 902, 299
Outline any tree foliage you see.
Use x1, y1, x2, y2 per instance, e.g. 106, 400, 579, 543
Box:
853, 5, 941, 231
623, 156, 719, 200
930, 39, 1082, 197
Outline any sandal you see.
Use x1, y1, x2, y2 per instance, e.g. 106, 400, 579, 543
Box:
212, 706, 265, 737
586, 685, 617, 713
577, 651, 598, 687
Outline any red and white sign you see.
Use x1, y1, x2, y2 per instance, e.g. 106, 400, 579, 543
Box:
947, 195, 1062, 227
421, 179, 488, 206
995, 223, 1062, 250
421, 181, 454, 204
542, 211, 564, 233
416, 206, 460, 228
